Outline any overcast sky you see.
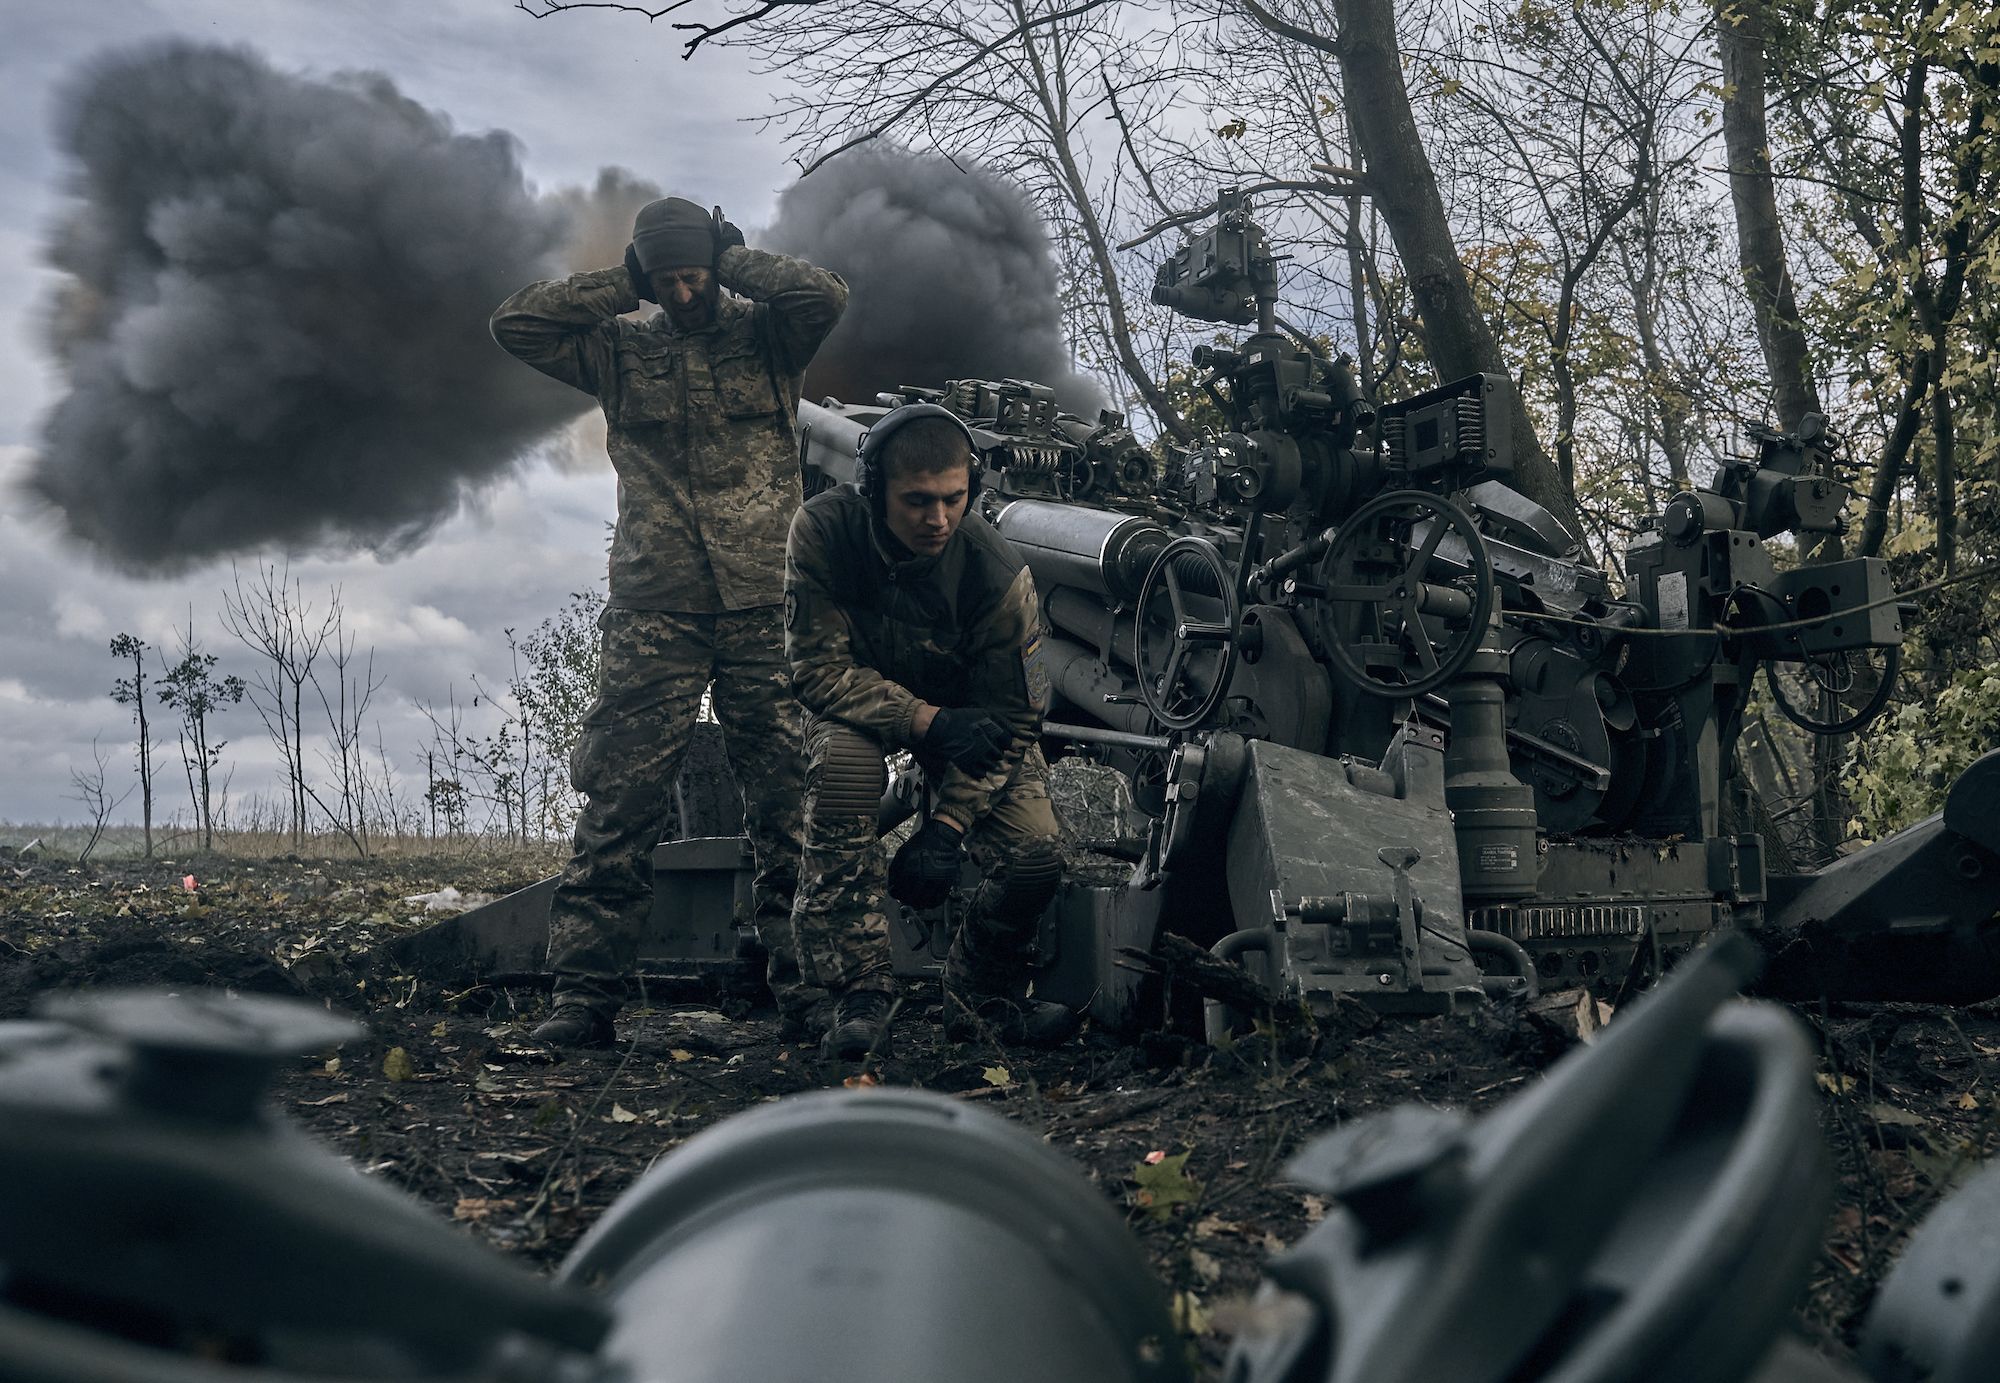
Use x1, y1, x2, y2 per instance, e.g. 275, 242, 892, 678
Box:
0, 0, 797, 829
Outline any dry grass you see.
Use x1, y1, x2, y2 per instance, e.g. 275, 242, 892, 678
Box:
0, 821, 567, 871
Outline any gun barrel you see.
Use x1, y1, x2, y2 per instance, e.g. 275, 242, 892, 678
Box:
994, 499, 1169, 602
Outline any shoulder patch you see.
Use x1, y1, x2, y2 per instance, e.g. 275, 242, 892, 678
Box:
1022, 624, 1051, 712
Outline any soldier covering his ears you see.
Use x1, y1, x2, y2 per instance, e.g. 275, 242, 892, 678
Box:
785, 404, 1081, 1059
491, 197, 847, 1048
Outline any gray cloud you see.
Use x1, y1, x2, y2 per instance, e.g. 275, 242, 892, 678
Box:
762, 147, 1103, 411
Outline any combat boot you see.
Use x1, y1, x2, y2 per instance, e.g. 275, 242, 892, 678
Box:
531, 1000, 616, 1051
943, 922, 1077, 1048
820, 988, 895, 1061
943, 987, 1080, 1048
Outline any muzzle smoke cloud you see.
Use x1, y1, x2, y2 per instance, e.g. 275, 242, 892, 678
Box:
27, 46, 1098, 571
26, 42, 653, 570
762, 147, 1103, 412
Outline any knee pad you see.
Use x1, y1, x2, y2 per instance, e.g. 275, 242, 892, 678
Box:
810, 725, 888, 821
992, 837, 1062, 921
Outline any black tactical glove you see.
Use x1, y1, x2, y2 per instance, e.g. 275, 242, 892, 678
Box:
623, 243, 653, 303
889, 818, 965, 909
712, 206, 746, 253
921, 707, 1013, 777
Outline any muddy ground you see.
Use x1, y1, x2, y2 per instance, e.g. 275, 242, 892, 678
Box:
3, 847, 1996, 1376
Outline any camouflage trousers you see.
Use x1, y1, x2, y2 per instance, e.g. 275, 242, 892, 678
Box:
792, 719, 1063, 998
548, 606, 808, 1014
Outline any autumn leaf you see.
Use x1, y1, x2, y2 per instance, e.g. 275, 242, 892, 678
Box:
1215, 117, 1247, 140
608, 1103, 640, 1123
382, 1047, 416, 1083
983, 1065, 1012, 1087
1131, 1151, 1202, 1220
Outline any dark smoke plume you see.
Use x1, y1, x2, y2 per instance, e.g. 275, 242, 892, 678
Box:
27, 45, 1102, 571
28, 41, 613, 571
762, 148, 1103, 412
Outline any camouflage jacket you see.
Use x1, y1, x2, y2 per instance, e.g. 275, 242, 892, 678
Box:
491, 246, 847, 612
786, 486, 1049, 829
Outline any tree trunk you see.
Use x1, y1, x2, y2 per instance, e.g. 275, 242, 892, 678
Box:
1858, 350, 1935, 557
136, 657, 154, 857
1342, 106, 1376, 393
1934, 376, 1956, 572
1239, 0, 1582, 544
1717, 0, 1823, 433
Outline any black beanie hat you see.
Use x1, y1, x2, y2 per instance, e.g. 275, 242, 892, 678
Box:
630, 197, 716, 273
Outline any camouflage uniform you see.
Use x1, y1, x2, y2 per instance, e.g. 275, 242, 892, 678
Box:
784, 484, 1061, 1000
491, 246, 847, 1015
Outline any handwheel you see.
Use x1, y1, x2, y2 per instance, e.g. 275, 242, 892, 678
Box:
1766, 643, 1900, 737
1321, 489, 1496, 699
1135, 536, 1241, 731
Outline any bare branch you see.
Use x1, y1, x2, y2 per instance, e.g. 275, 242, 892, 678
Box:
1116, 178, 1361, 251
794, 0, 1122, 176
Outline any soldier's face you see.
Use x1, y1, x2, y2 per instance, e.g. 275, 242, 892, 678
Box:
883, 462, 972, 557
650, 266, 717, 327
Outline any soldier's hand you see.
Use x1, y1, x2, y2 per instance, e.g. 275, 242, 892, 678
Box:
712, 206, 746, 254
889, 818, 964, 909
922, 706, 1012, 777
623, 244, 654, 303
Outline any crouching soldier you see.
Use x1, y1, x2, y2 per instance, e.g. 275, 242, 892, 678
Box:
784, 403, 1081, 1059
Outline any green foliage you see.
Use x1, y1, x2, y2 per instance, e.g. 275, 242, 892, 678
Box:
417, 586, 603, 843
157, 650, 246, 726
510, 587, 604, 773
156, 635, 246, 850
1843, 668, 2000, 838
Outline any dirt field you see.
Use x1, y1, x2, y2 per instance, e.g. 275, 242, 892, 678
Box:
4, 846, 1996, 1376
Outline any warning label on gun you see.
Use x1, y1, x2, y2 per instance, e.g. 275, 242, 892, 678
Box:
1658, 571, 1690, 629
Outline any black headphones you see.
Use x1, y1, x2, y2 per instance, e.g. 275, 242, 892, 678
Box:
854, 402, 981, 510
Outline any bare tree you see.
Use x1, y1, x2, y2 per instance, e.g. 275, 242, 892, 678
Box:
221, 561, 336, 844
65, 738, 135, 863
745, 0, 1202, 437
1429, 0, 1714, 504
107, 633, 157, 857
308, 589, 386, 853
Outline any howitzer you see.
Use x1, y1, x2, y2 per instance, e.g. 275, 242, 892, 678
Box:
783, 188, 2000, 1025
398, 189, 2000, 1026
4, 948, 1997, 1382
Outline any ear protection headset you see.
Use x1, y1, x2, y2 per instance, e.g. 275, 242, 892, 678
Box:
853, 402, 981, 511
